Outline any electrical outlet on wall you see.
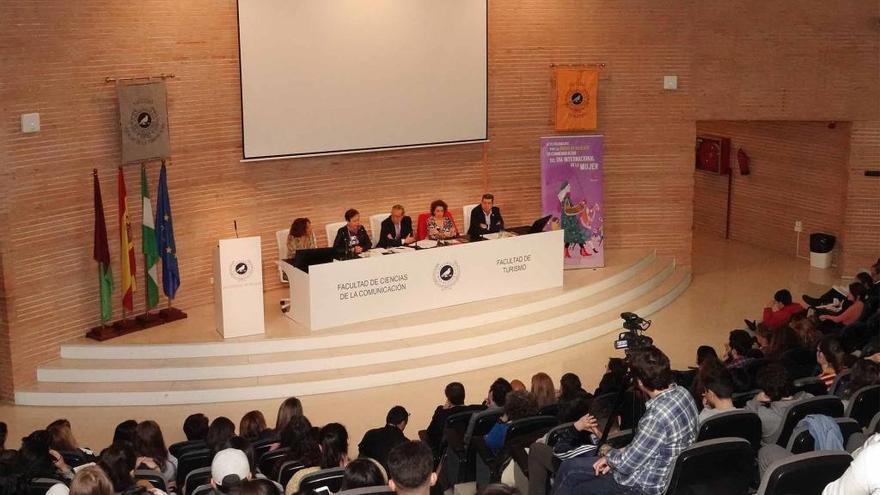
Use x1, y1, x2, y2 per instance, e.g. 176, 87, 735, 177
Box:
794, 220, 803, 233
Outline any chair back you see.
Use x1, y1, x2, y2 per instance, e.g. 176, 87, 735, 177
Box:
277, 460, 306, 487
25, 478, 64, 495
252, 436, 278, 461
792, 376, 830, 397
845, 384, 880, 429
170, 439, 207, 459
176, 448, 211, 489
732, 389, 760, 408
299, 467, 345, 494
545, 422, 575, 448
416, 213, 430, 241
258, 447, 289, 479
662, 437, 754, 495
471, 410, 505, 439
775, 396, 844, 447
445, 405, 487, 436
756, 451, 852, 495
786, 417, 861, 454
183, 466, 212, 495
462, 203, 479, 234
369, 214, 386, 247
829, 370, 851, 398
325, 221, 346, 248
697, 410, 763, 452
538, 403, 559, 417
336, 487, 394, 495
60, 449, 90, 468
190, 485, 214, 495
276, 229, 289, 283
869, 411, 880, 434
134, 469, 167, 493
504, 416, 560, 448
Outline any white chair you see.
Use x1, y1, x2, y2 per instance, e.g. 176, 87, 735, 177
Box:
325, 221, 346, 248
275, 229, 291, 313
369, 213, 387, 248
462, 203, 479, 235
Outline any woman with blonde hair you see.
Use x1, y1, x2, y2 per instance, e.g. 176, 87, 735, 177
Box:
530, 372, 556, 409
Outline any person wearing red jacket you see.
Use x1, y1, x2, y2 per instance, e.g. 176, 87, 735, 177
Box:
760, 289, 804, 330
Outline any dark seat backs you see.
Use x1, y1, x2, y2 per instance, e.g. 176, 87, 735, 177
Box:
299, 467, 345, 494
176, 448, 211, 489
277, 460, 306, 487
697, 410, 763, 452
757, 451, 852, 495
663, 438, 754, 495
787, 417, 862, 454
846, 385, 880, 429
775, 396, 844, 447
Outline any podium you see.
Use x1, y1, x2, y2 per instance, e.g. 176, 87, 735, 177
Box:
213, 236, 265, 338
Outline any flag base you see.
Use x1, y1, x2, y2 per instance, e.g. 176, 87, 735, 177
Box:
135, 311, 165, 329
112, 318, 143, 335
159, 307, 188, 323
86, 324, 118, 341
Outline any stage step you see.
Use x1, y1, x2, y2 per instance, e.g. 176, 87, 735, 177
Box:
15, 253, 690, 406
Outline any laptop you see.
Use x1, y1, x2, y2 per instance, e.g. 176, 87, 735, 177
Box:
290, 247, 338, 273
506, 215, 552, 236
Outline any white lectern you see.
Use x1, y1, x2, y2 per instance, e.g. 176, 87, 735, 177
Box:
213, 236, 265, 338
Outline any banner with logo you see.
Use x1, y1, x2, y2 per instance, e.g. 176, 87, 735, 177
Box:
540, 135, 605, 269
117, 81, 171, 163
553, 67, 598, 131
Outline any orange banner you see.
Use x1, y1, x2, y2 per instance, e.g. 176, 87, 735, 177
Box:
554, 68, 598, 131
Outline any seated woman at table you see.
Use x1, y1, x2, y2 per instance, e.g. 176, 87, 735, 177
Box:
426, 199, 458, 241
287, 217, 317, 259
333, 208, 371, 255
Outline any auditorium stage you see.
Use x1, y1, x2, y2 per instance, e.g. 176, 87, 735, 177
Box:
2, 234, 837, 450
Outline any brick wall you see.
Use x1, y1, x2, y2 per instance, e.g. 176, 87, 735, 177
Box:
842, 122, 880, 275
0, 0, 878, 398
693, 121, 851, 257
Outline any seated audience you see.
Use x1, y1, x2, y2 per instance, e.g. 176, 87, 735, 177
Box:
764, 325, 803, 360
20, 430, 74, 483
750, 289, 803, 330
386, 441, 436, 495
183, 413, 210, 443
822, 433, 880, 495
530, 372, 556, 410
285, 422, 349, 495
841, 358, 880, 405
594, 357, 628, 396
426, 200, 458, 241
378, 205, 415, 248
467, 193, 504, 238
725, 329, 761, 369
225, 436, 257, 479
556, 390, 593, 423
745, 362, 812, 445
359, 406, 409, 470
484, 390, 539, 453
553, 346, 698, 495
333, 208, 371, 255
696, 345, 719, 367
698, 368, 738, 422
134, 420, 177, 489
280, 415, 321, 465
455, 378, 513, 452
211, 448, 252, 493
112, 420, 138, 447
69, 465, 114, 495
273, 397, 304, 439
816, 335, 849, 390
98, 442, 143, 493
425, 382, 468, 454
558, 373, 588, 401
692, 346, 725, 399
286, 217, 317, 258
239, 411, 269, 442
47, 419, 95, 461
340, 458, 387, 491
207, 417, 236, 457
790, 314, 823, 350
509, 379, 526, 392
239, 478, 280, 495
819, 282, 867, 328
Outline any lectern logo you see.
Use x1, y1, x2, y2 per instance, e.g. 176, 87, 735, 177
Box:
229, 259, 254, 281
124, 97, 166, 145
433, 261, 460, 289
566, 87, 589, 114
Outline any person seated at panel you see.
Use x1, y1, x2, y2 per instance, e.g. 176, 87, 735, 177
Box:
467, 193, 504, 238
287, 218, 317, 259
334, 208, 371, 256
426, 200, 458, 241
378, 204, 414, 249
746, 289, 803, 331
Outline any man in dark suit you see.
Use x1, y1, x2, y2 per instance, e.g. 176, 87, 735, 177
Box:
467, 193, 504, 238
377, 204, 415, 249
424, 382, 472, 457
359, 405, 409, 470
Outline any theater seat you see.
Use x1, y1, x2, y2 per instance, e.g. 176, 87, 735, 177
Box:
662, 437, 755, 495
774, 396, 844, 447
176, 448, 211, 490
336, 487, 393, 495
299, 467, 345, 494
474, 415, 559, 488
845, 384, 880, 429
277, 460, 306, 488
369, 213, 386, 247
756, 451, 852, 495
786, 417, 862, 454
697, 410, 763, 452
792, 376, 830, 397
258, 447, 290, 480
134, 470, 167, 493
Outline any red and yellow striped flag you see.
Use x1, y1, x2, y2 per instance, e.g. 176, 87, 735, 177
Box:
118, 166, 137, 311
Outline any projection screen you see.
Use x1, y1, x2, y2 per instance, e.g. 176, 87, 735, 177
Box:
237, 0, 488, 160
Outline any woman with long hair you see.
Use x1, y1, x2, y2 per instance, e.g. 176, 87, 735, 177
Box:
286, 218, 317, 258
530, 372, 556, 409
239, 411, 268, 442
97, 443, 139, 494
134, 420, 177, 488
281, 416, 323, 495
275, 397, 303, 435
206, 417, 236, 458
817, 335, 849, 390
318, 423, 349, 469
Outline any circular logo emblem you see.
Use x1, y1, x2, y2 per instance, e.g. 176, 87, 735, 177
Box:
565, 86, 590, 114
124, 97, 167, 145
137, 112, 152, 128
229, 259, 254, 281
570, 92, 584, 105
433, 261, 460, 289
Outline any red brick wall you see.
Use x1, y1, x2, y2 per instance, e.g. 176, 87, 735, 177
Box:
842, 122, 880, 275
693, 121, 851, 257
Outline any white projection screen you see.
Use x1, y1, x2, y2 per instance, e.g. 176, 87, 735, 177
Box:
237, 0, 488, 160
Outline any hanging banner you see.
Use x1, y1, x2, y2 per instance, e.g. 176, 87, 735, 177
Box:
117, 81, 171, 163
540, 135, 605, 269
553, 67, 598, 131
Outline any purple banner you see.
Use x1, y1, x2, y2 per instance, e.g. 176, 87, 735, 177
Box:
540, 135, 605, 268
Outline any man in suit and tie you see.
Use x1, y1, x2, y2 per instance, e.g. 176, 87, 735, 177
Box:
378, 204, 415, 248
468, 193, 504, 238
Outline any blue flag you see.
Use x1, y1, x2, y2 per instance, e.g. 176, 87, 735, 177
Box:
155, 162, 181, 300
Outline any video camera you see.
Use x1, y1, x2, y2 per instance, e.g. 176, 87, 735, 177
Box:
614, 312, 653, 352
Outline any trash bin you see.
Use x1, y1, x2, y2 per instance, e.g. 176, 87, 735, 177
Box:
809, 233, 836, 269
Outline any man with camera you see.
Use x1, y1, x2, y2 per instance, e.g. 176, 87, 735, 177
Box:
553, 346, 699, 495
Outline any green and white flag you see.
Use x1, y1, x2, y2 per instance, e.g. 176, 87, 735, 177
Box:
141, 164, 160, 309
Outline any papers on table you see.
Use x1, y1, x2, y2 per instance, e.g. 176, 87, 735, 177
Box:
416, 239, 439, 249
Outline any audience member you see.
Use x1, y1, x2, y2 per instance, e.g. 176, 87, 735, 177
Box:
134, 420, 176, 488
558, 373, 588, 401
841, 358, 880, 405
745, 362, 811, 445
69, 465, 115, 495
754, 289, 803, 330
98, 442, 141, 493
386, 441, 436, 495
698, 368, 738, 422
112, 420, 138, 447
556, 391, 592, 423
695, 346, 718, 367
274, 397, 303, 437
816, 335, 848, 390
283, 421, 345, 495
47, 419, 93, 460
340, 458, 387, 490
225, 436, 257, 480
21, 430, 74, 483
553, 346, 698, 495
239, 411, 268, 442
819, 282, 867, 328
359, 406, 409, 470
183, 414, 210, 442
206, 417, 236, 458
725, 329, 760, 369
211, 448, 251, 493
764, 325, 802, 360
280, 415, 321, 467
790, 314, 823, 350
594, 357, 628, 396
484, 390, 538, 453
822, 433, 880, 495
509, 379, 526, 392
425, 382, 468, 454
530, 372, 556, 409
239, 478, 280, 495
319, 423, 349, 469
